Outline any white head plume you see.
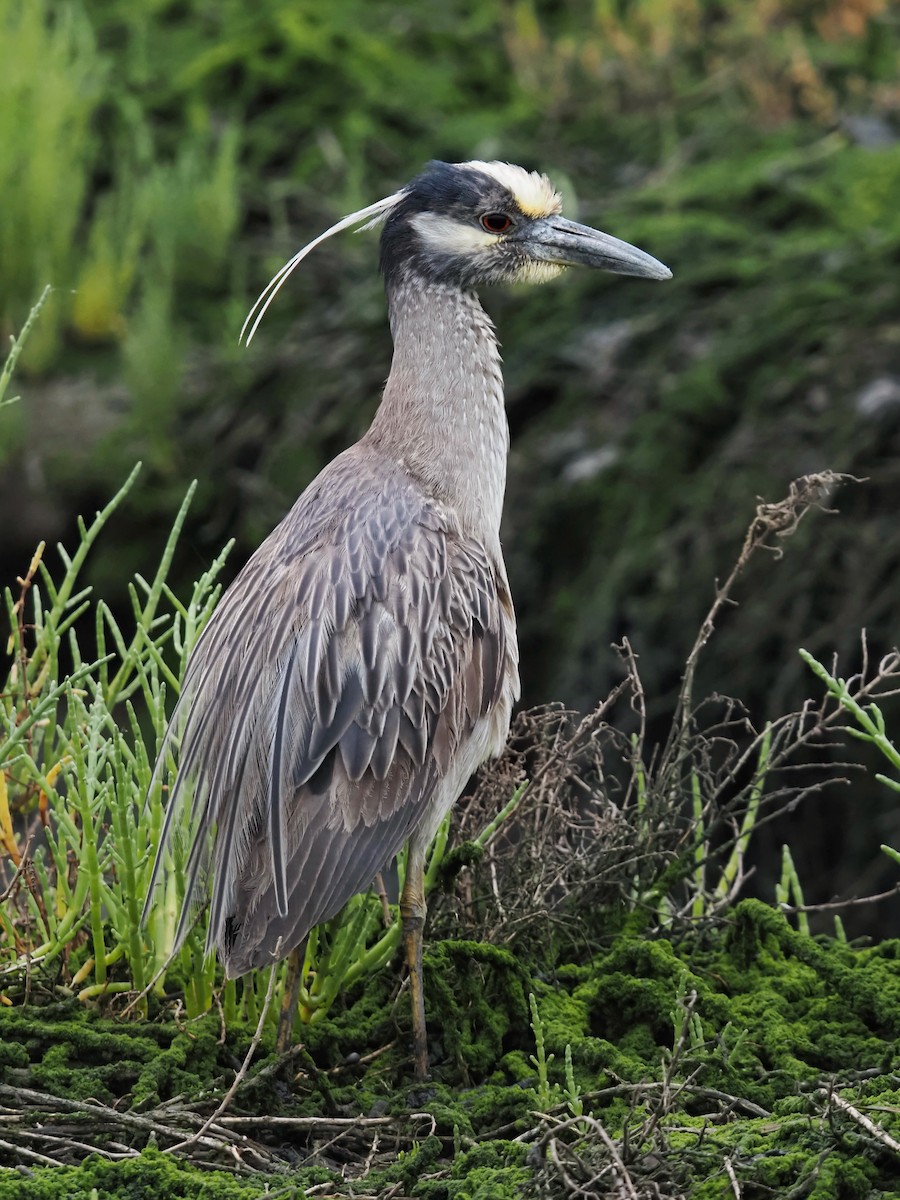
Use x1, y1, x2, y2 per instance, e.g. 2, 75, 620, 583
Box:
240, 190, 406, 346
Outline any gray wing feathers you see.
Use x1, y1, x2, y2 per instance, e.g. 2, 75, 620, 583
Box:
149, 447, 516, 976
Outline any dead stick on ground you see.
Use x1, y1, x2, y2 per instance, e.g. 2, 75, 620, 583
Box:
13, 1127, 140, 1162
591, 1117, 640, 1200
167, 938, 282, 1157
0, 1136, 59, 1167
820, 1088, 900, 1155
724, 1155, 742, 1198
214, 1114, 404, 1129
0, 1084, 219, 1146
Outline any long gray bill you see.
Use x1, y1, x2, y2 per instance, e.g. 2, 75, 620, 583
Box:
523, 216, 672, 280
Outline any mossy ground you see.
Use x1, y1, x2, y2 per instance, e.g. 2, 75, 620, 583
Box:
3, 900, 899, 1197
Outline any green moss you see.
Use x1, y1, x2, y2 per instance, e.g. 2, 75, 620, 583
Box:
808, 1155, 878, 1200
3, 912, 900, 1195
0, 1002, 253, 1107
422, 941, 528, 1081
528, 982, 589, 1049
0, 1148, 285, 1199
438, 840, 484, 885
412, 1141, 530, 1199
713, 901, 900, 1099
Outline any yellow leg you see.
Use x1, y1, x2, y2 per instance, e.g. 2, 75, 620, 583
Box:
374, 871, 393, 927
276, 946, 302, 1054
400, 846, 428, 1081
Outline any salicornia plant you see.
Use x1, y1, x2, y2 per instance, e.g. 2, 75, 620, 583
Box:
800, 646, 900, 876
1, 295, 525, 1029
0, 460, 233, 1012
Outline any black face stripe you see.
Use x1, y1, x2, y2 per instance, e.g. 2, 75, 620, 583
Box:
379, 161, 528, 286
405, 161, 517, 221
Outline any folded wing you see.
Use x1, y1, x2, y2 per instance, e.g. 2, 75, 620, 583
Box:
146, 444, 517, 976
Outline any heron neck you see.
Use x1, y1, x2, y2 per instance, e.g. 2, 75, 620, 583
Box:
365, 279, 508, 546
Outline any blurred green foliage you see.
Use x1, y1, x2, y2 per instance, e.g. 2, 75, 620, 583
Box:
0, 1, 102, 366
1, 0, 899, 905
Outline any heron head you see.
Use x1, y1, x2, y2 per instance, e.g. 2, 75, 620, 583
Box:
241, 159, 671, 344
379, 159, 672, 290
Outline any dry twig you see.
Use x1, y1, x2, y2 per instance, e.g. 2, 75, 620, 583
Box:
819, 1087, 900, 1155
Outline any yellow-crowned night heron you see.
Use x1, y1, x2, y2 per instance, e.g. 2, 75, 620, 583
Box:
146, 160, 671, 1079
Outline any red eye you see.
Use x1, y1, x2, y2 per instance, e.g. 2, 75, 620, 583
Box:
480, 212, 513, 234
